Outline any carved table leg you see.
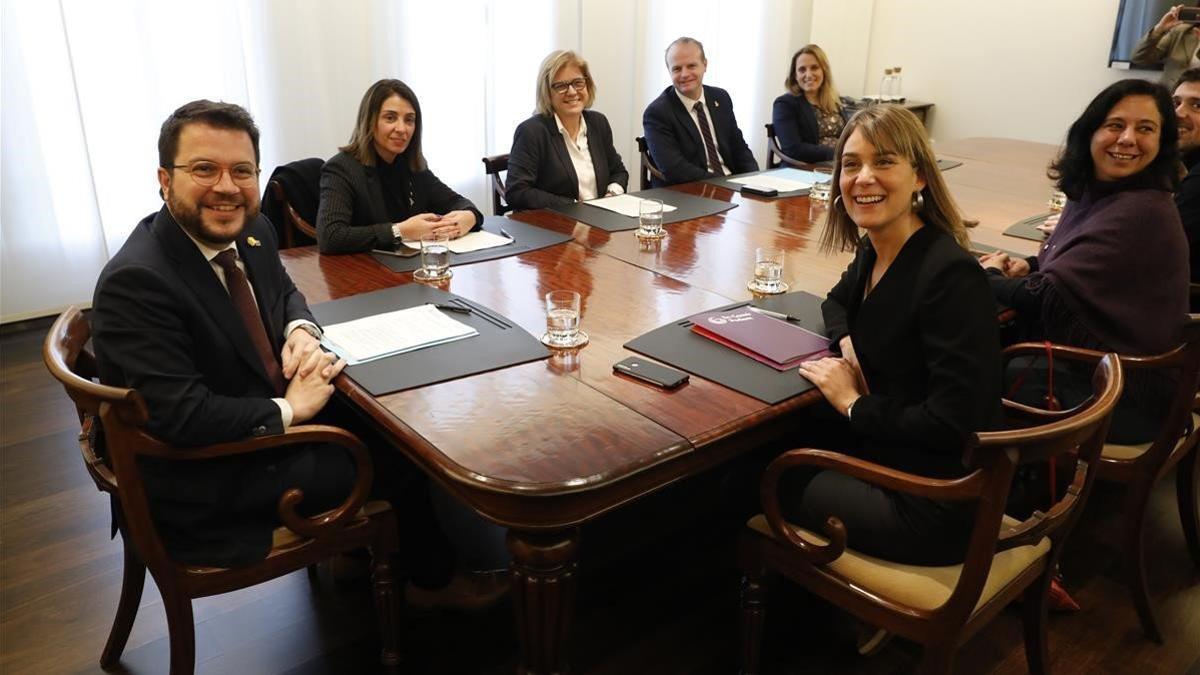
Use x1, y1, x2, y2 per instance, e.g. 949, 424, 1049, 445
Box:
508, 528, 580, 675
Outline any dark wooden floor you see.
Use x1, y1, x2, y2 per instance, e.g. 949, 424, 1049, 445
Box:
2, 319, 1198, 675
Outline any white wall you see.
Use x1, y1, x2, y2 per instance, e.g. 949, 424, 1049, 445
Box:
815, 0, 1151, 146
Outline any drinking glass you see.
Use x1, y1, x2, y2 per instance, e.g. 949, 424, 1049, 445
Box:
749, 247, 788, 294
808, 168, 833, 223
1047, 189, 1067, 214
542, 290, 588, 349
636, 198, 665, 239
415, 233, 452, 281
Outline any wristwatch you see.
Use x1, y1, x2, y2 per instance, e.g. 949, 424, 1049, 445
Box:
391, 223, 404, 243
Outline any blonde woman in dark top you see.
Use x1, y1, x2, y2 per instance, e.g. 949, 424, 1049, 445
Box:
771, 44, 850, 163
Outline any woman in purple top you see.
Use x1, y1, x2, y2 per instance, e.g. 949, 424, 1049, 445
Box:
982, 79, 1189, 443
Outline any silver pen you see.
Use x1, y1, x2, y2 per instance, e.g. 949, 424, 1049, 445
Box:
748, 306, 796, 322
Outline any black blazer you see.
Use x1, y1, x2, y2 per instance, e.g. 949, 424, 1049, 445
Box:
316, 150, 483, 254
642, 85, 758, 186
505, 111, 629, 210
822, 226, 1002, 478
92, 207, 317, 564
771, 93, 850, 163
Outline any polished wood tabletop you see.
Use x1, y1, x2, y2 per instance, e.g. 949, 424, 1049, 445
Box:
279, 136, 1061, 674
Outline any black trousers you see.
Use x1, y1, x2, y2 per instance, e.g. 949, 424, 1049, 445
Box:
775, 406, 975, 566
148, 441, 357, 568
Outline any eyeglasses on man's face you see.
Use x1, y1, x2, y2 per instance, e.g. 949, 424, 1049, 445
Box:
170, 161, 260, 187
550, 78, 587, 95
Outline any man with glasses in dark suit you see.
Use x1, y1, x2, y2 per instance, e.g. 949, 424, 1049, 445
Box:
91, 100, 352, 568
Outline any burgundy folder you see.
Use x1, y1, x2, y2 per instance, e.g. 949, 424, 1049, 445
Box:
689, 307, 831, 371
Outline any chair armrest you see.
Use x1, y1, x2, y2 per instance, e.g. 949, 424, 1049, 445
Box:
759, 448, 986, 566
137, 424, 373, 541
766, 137, 808, 170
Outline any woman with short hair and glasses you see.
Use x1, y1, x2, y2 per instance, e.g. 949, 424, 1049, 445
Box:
316, 78, 482, 254
504, 50, 629, 211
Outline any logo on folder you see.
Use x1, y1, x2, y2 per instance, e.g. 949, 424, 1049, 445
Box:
705, 310, 753, 326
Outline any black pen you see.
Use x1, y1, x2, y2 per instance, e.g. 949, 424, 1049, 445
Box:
499, 227, 515, 242
433, 303, 472, 314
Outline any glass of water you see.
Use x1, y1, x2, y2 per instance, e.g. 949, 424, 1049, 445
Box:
636, 198, 665, 239
749, 247, 788, 295
542, 290, 588, 349
1047, 189, 1067, 214
808, 168, 833, 223
415, 233, 451, 281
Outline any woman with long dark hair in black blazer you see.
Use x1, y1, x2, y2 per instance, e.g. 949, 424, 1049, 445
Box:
772, 44, 850, 163
317, 79, 483, 254
787, 105, 1002, 566
505, 50, 628, 210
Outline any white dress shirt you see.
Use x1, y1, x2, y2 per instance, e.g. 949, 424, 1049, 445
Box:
554, 113, 624, 200
673, 88, 730, 176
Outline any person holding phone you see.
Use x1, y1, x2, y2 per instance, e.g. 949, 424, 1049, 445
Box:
316, 79, 483, 254
1132, 3, 1200, 85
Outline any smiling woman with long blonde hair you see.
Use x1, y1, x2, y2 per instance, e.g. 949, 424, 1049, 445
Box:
772, 44, 850, 163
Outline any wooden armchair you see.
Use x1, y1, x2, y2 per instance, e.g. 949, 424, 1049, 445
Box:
482, 153, 512, 215
268, 178, 318, 248
43, 307, 402, 675
765, 123, 808, 169
740, 351, 1123, 675
636, 136, 666, 190
1002, 315, 1200, 643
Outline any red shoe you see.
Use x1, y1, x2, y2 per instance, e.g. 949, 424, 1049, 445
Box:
1047, 576, 1081, 612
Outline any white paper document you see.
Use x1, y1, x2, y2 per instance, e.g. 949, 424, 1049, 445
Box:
321, 304, 478, 365
728, 171, 815, 193
402, 230, 513, 253
583, 194, 679, 218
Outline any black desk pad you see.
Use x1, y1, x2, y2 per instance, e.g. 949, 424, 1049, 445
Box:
624, 291, 826, 404
369, 216, 571, 273
311, 284, 550, 396
549, 188, 737, 232
704, 170, 812, 198
1003, 212, 1051, 243
969, 240, 1026, 259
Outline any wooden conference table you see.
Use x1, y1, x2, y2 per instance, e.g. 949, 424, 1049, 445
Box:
279, 137, 1055, 674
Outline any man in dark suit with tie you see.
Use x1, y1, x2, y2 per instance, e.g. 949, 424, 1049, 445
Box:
642, 37, 758, 186
92, 100, 354, 568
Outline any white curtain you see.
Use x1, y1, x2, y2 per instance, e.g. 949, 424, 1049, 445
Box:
1, 0, 807, 323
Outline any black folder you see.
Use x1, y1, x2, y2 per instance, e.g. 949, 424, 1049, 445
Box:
549, 189, 737, 232
370, 216, 572, 273
624, 292, 826, 404
311, 284, 550, 396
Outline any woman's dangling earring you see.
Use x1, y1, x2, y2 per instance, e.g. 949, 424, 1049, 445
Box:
911, 191, 925, 212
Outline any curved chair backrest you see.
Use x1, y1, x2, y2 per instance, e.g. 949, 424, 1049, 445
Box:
482, 154, 512, 215
636, 136, 666, 191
